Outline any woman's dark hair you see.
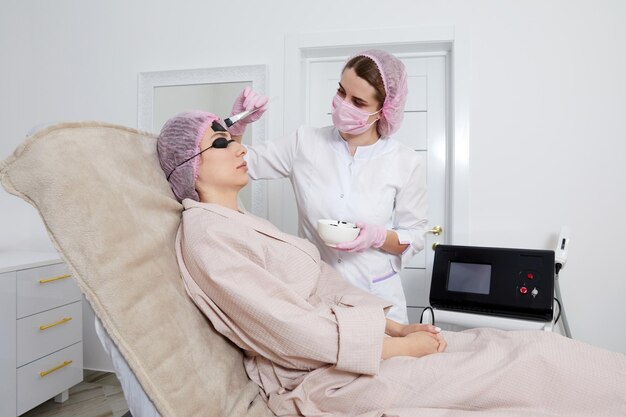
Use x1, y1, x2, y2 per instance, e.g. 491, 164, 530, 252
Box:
343, 55, 385, 105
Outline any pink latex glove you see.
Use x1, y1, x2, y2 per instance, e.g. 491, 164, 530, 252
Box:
335, 222, 387, 252
228, 86, 269, 136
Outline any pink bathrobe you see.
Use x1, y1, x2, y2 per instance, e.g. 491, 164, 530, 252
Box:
176, 200, 626, 417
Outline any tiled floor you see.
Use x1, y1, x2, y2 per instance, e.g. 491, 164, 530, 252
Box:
20, 370, 130, 417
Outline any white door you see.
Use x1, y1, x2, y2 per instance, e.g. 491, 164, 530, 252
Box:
282, 54, 448, 323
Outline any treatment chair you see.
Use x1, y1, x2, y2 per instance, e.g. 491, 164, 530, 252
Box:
0, 122, 276, 417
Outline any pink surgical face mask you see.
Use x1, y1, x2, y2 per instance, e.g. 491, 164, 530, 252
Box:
331, 95, 381, 136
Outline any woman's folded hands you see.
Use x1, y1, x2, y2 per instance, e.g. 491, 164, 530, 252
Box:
382, 320, 447, 359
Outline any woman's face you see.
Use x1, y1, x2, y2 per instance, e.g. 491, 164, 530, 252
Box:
195, 126, 249, 193
336, 67, 382, 114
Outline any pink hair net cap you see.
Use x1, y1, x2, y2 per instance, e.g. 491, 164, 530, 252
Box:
157, 110, 219, 202
350, 49, 408, 138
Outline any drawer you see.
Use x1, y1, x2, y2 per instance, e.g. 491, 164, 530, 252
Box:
17, 342, 83, 416
17, 263, 82, 318
17, 301, 82, 367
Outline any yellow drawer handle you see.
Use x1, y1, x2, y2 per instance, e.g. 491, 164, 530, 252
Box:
39, 317, 72, 331
39, 273, 71, 284
39, 360, 73, 377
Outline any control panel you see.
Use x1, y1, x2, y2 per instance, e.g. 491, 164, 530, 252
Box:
429, 245, 554, 322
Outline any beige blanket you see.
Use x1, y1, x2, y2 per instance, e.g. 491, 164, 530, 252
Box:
178, 199, 626, 417
0, 122, 274, 417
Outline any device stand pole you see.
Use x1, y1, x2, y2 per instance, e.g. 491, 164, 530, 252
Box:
554, 277, 572, 338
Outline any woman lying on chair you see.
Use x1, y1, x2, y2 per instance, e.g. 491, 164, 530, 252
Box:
157, 111, 625, 417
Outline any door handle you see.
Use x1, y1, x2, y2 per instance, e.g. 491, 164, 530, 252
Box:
427, 225, 443, 236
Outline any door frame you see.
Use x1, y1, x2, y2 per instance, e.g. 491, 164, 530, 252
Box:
282, 25, 470, 245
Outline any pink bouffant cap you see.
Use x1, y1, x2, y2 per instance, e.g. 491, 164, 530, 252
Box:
157, 111, 219, 202
348, 49, 408, 138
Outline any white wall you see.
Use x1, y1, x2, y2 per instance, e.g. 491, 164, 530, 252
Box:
1, 0, 625, 352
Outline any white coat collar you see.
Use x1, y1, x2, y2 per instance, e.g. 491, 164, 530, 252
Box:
330, 128, 396, 160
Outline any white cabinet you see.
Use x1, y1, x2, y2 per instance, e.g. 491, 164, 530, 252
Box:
0, 251, 83, 416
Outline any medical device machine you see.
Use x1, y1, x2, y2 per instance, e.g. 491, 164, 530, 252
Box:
422, 244, 559, 331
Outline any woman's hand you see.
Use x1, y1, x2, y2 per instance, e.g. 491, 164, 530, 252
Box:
228, 87, 269, 137
400, 323, 441, 337
405, 330, 447, 354
385, 319, 441, 337
381, 331, 447, 359
334, 222, 386, 252
381, 322, 447, 359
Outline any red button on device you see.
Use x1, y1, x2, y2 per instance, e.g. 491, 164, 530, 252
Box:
520, 286, 528, 294
527, 273, 534, 279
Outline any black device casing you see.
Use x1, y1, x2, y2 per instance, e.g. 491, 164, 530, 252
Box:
429, 245, 555, 322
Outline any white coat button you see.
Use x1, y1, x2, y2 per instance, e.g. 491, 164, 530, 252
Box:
337, 258, 343, 263
340, 194, 344, 198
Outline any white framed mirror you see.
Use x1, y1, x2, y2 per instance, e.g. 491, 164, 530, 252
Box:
138, 65, 268, 218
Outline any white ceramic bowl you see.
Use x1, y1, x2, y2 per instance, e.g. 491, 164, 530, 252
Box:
317, 219, 360, 247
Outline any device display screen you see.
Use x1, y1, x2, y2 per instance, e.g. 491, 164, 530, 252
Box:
447, 262, 491, 295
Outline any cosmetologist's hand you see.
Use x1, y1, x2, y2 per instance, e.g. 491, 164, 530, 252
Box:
334, 222, 386, 252
228, 86, 269, 136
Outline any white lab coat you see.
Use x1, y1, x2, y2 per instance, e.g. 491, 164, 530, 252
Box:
245, 125, 428, 323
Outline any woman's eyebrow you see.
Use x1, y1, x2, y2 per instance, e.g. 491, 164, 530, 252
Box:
338, 82, 368, 105
210, 131, 230, 139
351, 95, 368, 106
